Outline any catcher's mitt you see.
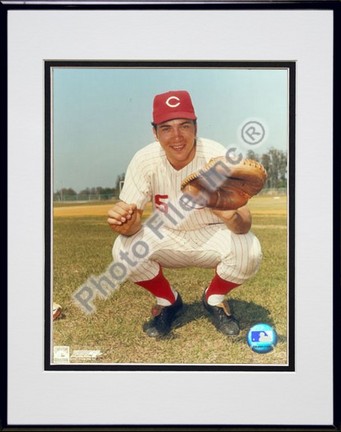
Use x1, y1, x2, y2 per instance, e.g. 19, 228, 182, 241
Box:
180, 156, 267, 210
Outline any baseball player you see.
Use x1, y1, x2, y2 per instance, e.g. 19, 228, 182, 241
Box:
107, 90, 262, 338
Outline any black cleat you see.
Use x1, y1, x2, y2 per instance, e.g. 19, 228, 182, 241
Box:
203, 294, 240, 336
143, 294, 183, 338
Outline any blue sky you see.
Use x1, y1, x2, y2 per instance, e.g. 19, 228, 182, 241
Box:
52, 66, 289, 192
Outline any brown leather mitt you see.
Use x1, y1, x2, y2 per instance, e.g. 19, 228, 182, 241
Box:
180, 156, 267, 210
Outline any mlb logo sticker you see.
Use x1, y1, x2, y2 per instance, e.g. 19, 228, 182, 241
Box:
247, 324, 277, 354
251, 330, 274, 343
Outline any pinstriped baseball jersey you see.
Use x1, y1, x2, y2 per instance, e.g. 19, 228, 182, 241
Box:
112, 224, 262, 285
119, 137, 228, 230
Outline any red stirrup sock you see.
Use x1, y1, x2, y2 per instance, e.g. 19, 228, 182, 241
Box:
205, 273, 240, 306
135, 268, 177, 306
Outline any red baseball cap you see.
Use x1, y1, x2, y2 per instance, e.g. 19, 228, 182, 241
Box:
152, 90, 197, 125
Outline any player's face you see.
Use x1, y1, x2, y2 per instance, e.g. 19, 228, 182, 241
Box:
153, 119, 197, 170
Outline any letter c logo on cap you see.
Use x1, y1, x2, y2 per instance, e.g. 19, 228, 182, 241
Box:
166, 96, 180, 108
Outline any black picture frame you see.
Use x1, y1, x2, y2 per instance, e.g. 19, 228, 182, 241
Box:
2, 1, 340, 431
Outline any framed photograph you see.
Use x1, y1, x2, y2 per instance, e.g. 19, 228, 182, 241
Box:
3, 1, 339, 430
46, 60, 294, 371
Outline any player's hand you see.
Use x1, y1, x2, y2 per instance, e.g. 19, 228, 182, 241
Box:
212, 205, 252, 234
107, 201, 142, 236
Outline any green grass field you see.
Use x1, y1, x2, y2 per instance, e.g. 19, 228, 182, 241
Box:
52, 196, 288, 365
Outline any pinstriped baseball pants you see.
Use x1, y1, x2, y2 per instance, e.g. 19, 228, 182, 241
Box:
112, 224, 262, 285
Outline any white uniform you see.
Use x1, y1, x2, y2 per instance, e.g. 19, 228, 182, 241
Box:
112, 137, 262, 285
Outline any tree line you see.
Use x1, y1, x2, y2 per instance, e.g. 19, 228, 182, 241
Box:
53, 148, 287, 201
53, 173, 125, 201
245, 147, 287, 189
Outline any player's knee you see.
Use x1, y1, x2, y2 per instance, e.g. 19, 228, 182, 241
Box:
223, 237, 262, 283
239, 242, 263, 281
247, 251, 263, 279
